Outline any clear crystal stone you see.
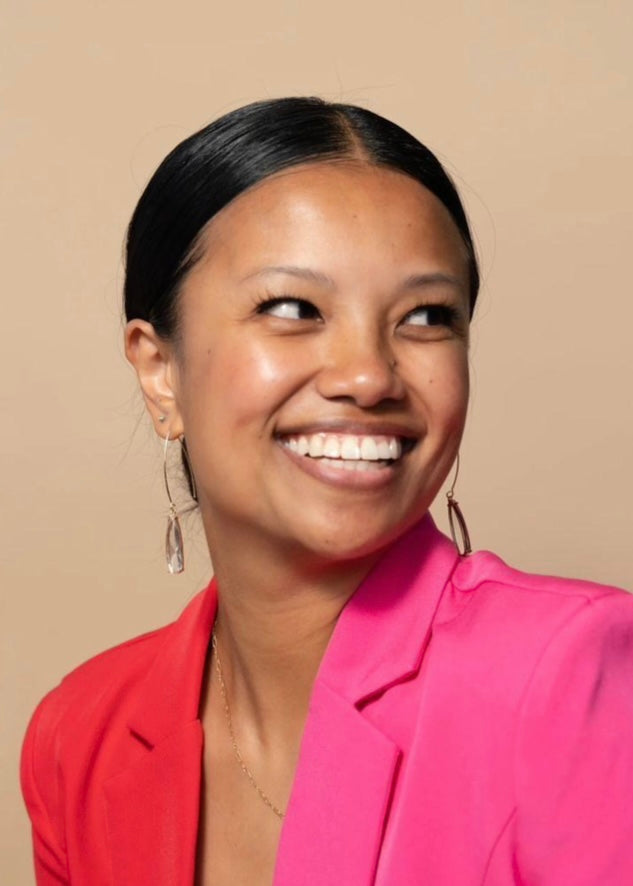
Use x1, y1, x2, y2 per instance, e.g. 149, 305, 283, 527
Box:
166, 513, 184, 574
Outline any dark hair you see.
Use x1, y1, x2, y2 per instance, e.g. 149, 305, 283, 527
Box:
124, 96, 479, 340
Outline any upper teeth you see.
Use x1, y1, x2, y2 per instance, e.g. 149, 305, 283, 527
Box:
282, 433, 403, 461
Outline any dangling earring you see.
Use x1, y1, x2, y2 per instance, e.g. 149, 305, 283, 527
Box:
163, 430, 185, 574
446, 454, 472, 556
180, 436, 198, 503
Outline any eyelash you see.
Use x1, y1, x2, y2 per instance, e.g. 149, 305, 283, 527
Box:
254, 295, 461, 329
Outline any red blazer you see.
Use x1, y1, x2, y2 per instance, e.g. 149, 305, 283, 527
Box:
21, 517, 633, 884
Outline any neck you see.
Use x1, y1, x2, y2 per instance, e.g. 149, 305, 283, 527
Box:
205, 522, 382, 750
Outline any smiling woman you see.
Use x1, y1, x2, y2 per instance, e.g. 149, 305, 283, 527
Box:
134, 162, 471, 570
21, 98, 633, 886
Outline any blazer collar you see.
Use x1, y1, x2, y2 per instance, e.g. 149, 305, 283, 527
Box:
127, 581, 217, 747
108, 515, 459, 886
127, 513, 457, 744
318, 513, 460, 705
104, 588, 217, 885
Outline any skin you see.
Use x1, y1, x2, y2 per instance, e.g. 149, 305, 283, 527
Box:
125, 161, 471, 885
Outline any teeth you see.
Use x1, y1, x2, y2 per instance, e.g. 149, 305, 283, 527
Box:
341, 437, 361, 460
283, 433, 405, 462
320, 457, 384, 472
360, 437, 379, 461
308, 436, 325, 458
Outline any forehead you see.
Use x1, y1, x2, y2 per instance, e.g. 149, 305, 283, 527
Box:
191, 162, 469, 284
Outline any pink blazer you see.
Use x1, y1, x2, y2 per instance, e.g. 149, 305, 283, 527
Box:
21, 517, 633, 884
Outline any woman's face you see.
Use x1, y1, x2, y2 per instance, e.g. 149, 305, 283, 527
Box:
170, 162, 471, 563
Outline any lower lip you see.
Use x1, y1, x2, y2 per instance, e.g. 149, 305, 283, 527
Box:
277, 442, 402, 490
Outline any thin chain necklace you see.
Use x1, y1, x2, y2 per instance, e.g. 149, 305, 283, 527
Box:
211, 632, 285, 820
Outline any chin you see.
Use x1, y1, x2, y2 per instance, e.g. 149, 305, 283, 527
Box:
291, 509, 426, 567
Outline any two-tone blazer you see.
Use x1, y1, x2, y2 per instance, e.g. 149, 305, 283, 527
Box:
21, 516, 633, 884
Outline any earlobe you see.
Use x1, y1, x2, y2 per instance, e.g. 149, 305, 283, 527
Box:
124, 320, 184, 438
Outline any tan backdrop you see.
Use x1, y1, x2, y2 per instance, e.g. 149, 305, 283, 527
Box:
3, 0, 632, 879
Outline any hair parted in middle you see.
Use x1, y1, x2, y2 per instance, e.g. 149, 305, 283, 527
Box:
124, 96, 479, 343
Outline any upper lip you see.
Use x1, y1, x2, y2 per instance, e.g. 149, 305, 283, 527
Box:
275, 420, 422, 439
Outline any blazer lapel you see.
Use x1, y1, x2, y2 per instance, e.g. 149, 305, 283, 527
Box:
103, 721, 204, 884
274, 516, 459, 885
274, 681, 402, 886
103, 584, 217, 886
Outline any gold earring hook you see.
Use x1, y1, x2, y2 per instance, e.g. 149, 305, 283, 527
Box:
446, 453, 472, 556
163, 429, 177, 516
447, 452, 461, 501
163, 430, 198, 505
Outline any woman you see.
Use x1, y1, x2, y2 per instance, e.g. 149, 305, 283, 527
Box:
21, 97, 633, 885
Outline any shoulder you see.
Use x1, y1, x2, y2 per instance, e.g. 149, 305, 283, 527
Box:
21, 581, 214, 769
21, 582, 214, 770
21, 583, 215, 869
20, 617, 176, 874
20, 599, 193, 788
430, 548, 633, 712
444, 547, 633, 634
21, 620, 173, 782
452, 547, 630, 601
481, 560, 633, 874
28, 621, 173, 733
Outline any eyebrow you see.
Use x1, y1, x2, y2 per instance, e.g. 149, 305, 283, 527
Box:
400, 272, 464, 291
240, 265, 336, 288
241, 265, 464, 292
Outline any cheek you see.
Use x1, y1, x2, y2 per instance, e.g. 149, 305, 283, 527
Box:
183, 336, 302, 432
413, 346, 470, 430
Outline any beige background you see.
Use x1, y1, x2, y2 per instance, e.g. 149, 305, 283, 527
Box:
3, 0, 632, 879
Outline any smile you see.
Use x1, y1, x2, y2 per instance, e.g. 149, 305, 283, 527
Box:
280, 432, 414, 473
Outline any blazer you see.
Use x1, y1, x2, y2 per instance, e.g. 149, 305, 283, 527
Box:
21, 516, 633, 885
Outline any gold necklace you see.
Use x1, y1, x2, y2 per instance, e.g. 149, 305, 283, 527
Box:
211, 632, 285, 819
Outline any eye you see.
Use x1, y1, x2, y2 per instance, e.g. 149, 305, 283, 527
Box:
402, 304, 459, 327
256, 296, 321, 321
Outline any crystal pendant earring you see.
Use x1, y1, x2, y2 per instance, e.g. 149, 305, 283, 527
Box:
446, 454, 472, 557
163, 430, 185, 574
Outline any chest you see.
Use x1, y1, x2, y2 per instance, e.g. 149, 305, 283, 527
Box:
194, 708, 292, 886
195, 793, 281, 886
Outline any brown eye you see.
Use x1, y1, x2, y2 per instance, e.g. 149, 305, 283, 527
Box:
258, 297, 321, 320
403, 305, 458, 327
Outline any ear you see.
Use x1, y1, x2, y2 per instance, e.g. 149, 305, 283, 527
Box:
124, 320, 184, 439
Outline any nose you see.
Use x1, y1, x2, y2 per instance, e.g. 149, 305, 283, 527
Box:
315, 331, 405, 408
